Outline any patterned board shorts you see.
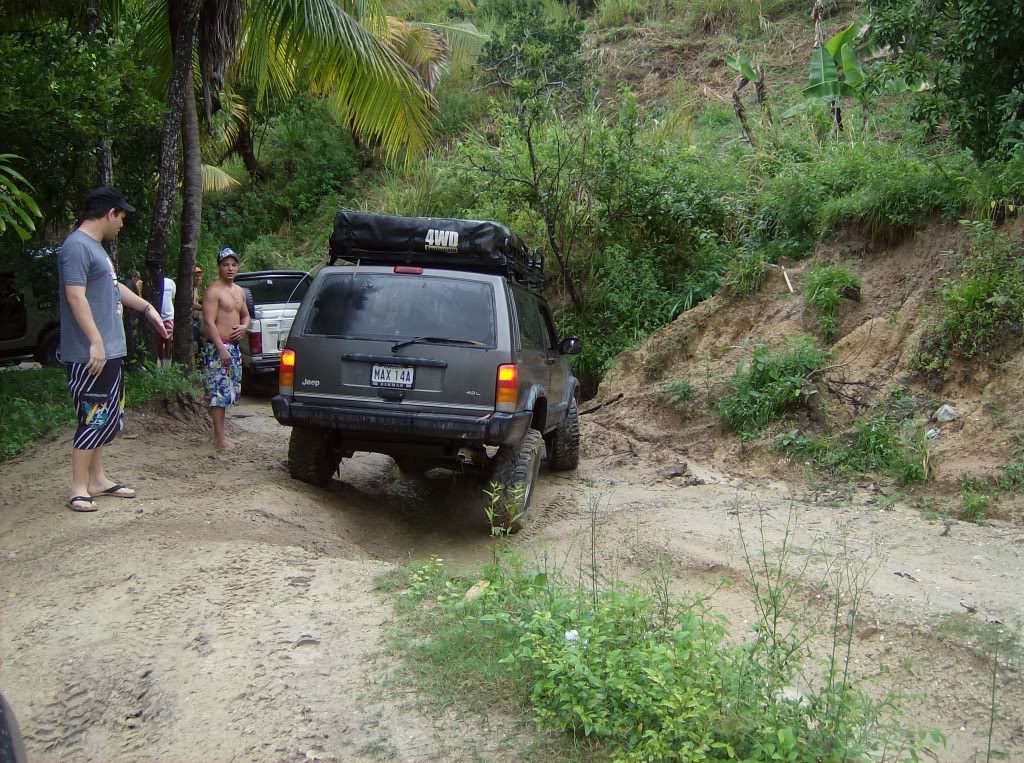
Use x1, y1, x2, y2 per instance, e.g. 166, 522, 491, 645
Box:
66, 358, 125, 450
204, 342, 242, 408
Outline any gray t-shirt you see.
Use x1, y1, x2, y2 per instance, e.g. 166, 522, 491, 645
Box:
58, 229, 127, 363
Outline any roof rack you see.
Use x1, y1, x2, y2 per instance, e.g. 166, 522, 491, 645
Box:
328, 211, 545, 291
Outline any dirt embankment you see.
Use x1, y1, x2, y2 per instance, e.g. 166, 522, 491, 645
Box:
589, 221, 1024, 522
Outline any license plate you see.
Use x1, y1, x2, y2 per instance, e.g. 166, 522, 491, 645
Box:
371, 365, 415, 388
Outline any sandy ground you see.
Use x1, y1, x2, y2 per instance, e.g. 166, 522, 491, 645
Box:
1, 394, 1022, 762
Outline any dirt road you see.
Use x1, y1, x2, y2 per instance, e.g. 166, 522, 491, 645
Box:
1, 395, 1022, 762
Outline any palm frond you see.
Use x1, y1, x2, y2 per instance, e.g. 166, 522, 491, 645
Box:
240, 0, 435, 157
201, 163, 242, 193
414, 21, 485, 67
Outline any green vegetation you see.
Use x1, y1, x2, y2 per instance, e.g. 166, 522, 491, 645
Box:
0, 366, 200, 462
725, 249, 769, 297
867, 0, 1024, 162
958, 475, 992, 523
716, 337, 829, 435
1000, 458, 1024, 492
379, 543, 938, 763
802, 263, 861, 340
779, 415, 929, 484
913, 222, 1024, 375
660, 379, 698, 409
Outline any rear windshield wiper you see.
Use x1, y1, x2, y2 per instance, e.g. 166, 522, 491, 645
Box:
391, 336, 486, 352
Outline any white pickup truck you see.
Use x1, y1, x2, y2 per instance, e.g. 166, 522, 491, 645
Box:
235, 270, 310, 380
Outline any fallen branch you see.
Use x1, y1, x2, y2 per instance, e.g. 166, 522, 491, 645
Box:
580, 392, 624, 416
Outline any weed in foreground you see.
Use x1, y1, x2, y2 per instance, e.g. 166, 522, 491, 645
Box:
660, 378, 698, 411
959, 475, 993, 523
380, 510, 942, 762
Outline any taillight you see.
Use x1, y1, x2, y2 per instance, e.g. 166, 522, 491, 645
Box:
496, 364, 518, 412
280, 349, 296, 395
394, 265, 423, 275
250, 331, 263, 355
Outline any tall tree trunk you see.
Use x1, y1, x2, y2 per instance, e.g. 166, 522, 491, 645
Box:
174, 84, 202, 364
234, 119, 264, 182
143, 0, 201, 359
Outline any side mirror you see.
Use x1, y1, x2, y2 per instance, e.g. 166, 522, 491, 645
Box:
559, 337, 582, 356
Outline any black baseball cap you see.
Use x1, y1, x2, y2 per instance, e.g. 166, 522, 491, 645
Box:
84, 186, 136, 214
218, 246, 240, 263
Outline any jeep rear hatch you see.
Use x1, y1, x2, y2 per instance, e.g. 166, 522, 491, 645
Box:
293, 271, 503, 413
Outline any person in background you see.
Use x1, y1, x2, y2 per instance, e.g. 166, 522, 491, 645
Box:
157, 274, 176, 367
191, 265, 204, 352
58, 186, 170, 512
128, 270, 142, 295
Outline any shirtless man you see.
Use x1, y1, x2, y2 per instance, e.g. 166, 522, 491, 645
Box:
202, 248, 250, 449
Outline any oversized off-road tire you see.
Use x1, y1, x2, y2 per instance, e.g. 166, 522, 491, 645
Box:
486, 429, 543, 533
287, 427, 339, 487
35, 327, 60, 368
546, 397, 580, 472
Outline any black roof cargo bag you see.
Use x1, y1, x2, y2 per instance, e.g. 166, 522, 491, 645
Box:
329, 210, 544, 289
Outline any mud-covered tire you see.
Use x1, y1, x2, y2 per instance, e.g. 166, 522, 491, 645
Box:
392, 456, 428, 478
486, 429, 543, 532
35, 327, 60, 368
287, 427, 338, 487
546, 397, 580, 472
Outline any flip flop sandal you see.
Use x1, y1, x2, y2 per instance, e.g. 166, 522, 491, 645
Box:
97, 484, 136, 499
68, 496, 98, 512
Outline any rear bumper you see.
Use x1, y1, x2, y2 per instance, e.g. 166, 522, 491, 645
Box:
271, 396, 531, 447
243, 355, 281, 375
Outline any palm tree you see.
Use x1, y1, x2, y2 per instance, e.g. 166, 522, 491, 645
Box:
134, 0, 444, 362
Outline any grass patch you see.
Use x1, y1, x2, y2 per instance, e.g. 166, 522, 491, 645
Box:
802, 263, 861, 340
0, 364, 200, 462
725, 249, 769, 296
381, 548, 939, 763
660, 378, 698, 410
959, 475, 993, 523
778, 414, 929, 484
715, 336, 829, 435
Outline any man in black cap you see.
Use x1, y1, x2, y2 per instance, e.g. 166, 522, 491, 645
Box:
59, 186, 170, 512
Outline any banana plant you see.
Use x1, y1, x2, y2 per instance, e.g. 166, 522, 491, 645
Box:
725, 49, 771, 144
785, 15, 900, 134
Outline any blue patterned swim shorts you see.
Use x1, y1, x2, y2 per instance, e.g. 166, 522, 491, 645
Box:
204, 342, 242, 408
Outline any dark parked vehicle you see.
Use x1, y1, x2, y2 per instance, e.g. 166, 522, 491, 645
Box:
271, 211, 582, 526
0, 247, 60, 366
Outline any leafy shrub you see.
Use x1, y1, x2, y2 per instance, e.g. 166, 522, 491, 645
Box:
1000, 458, 1024, 491
661, 379, 698, 409
750, 142, 967, 260
386, 552, 936, 763
937, 221, 1024, 359
779, 414, 929, 484
802, 263, 861, 340
715, 337, 829, 435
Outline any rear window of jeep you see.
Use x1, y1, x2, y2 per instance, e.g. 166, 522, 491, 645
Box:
305, 274, 496, 345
